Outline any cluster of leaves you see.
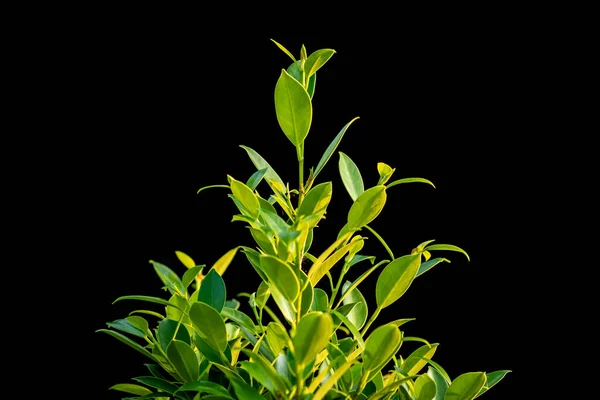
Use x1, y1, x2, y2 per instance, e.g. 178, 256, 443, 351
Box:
98, 40, 509, 400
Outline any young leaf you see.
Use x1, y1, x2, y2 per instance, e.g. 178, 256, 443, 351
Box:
189, 302, 228, 353
246, 167, 268, 190
339, 152, 364, 201
182, 265, 204, 289
229, 177, 260, 219
313, 117, 360, 181
347, 185, 387, 231
304, 48, 336, 78
427, 366, 449, 400
167, 340, 199, 383
445, 372, 486, 400
198, 268, 227, 312
475, 370, 511, 398
341, 281, 368, 330
270, 38, 296, 63
175, 250, 196, 269
387, 177, 435, 189
274, 69, 312, 147
292, 312, 334, 366
239, 145, 285, 189
377, 162, 396, 185
260, 255, 300, 303
212, 246, 239, 276
423, 244, 470, 262
414, 373, 437, 400
376, 254, 421, 309
150, 260, 186, 296
362, 324, 402, 376
109, 383, 152, 396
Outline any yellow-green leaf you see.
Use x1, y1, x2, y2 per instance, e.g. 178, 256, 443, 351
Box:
347, 185, 387, 231
415, 373, 437, 400
274, 69, 312, 146
445, 372, 486, 400
260, 255, 300, 303
212, 247, 239, 276
293, 312, 333, 366
189, 302, 228, 353
376, 254, 421, 309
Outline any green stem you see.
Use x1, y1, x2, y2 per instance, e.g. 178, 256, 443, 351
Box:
360, 306, 382, 337
296, 362, 304, 399
365, 225, 395, 260
329, 262, 349, 308
297, 143, 305, 206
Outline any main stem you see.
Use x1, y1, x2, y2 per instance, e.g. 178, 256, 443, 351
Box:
297, 143, 305, 206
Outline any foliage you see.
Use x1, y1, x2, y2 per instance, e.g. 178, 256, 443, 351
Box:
98, 39, 510, 400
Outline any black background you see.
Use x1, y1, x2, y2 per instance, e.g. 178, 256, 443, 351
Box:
74, 32, 530, 398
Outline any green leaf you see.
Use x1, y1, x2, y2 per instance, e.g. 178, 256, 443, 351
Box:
113, 295, 185, 312
246, 167, 268, 190
287, 60, 317, 98
175, 250, 197, 269
424, 244, 470, 262
336, 260, 388, 307
212, 247, 239, 276
417, 258, 450, 277
376, 254, 421, 309
428, 366, 449, 400
308, 235, 355, 286
197, 184, 230, 194
341, 281, 368, 330
362, 324, 402, 376
313, 117, 360, 180
311, 288, 329, 312
388, 318, 416, 328
445, 372, 486, 400
109, 383, 153, 396
193, 333, 224, 365
132, 376, 178, 395
125, 315, 149, 333
304, 48, 336, 77
129, 310, 165, 320
182, 265, 204, 289
270, 38, 296, 63
475, 370, 511, 398
221, 307, 257, 335
239, 145, 285, 189
198, 269, 227, 312
96, 329, 157, 362
377, 162, 396, 185
231, 379, 264, 400
266, 321, 289, 356
176, 381, 233, 398
274, 69, 312, 146
229, 177, 260, 219
255, 281, 270, 309
260, 255, 300, 303
189, 302, 228, 353
297, 182, 332, 220
386, 177, 436, 189
151, 260, 186, 296
339, 152, 364, 201
368, 376, 419, 400
240, 350, 289, 396
331, 310, 365, 349
347, 185, 387, 231
106, 319, 146, 338
157, 318, 191, 351
166, 294, 190, 324
415, 373, 437, 400
402, 343, 439, 376
167, 340, 199, 383
293, 312, 334, 366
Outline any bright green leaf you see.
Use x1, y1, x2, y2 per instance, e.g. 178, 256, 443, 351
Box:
167, 340, 199, 382
362, 324, 402, 376
376, 254, 421, 309
270, 38, 296, 63
311, 288, 329, 312
308, 234, 355, 286
239, 145, 285, 189
221, 307, 257, 335
415, 373, 437, 400
475, 370, 511, 398
297, 182, 332, 220
229, 177, 260, 219
150, 260, 186, 296
387, 177, 436, 189
424, 244, 470, 262
266, 321, 289, 356
260, 255, 300, 303
388, 318, 416, 328
313, 117, 360, 180
189, 302, 228, 353
445, 372, 486, 400
175, 250, 196, 269
274, 69, 312, 146
198, 269, 226, 312
402, 343, 439, 376
428, 366, 449, 400
339, 152, 364, 201
293, 312, 334, 366
212, 247, 239, 276
182, 265, 204, 289
341, 281, 368, 330
336, 260, 388, 307
109, 383, 152, 396
377, 162, 396, 185
304, 48, 336, 78
347, 185, 387, 231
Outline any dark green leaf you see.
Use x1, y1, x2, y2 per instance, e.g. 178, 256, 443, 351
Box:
347, 185, 387, 231
132, 376, 178, 395
231, 379, 264, 400
475, 370, 511, 398
198, 269, 227, 312
96, 329, 157, 362
167, 340, 199, 382
246, 167, 268, 190
417, 258, 450, 277
427, 366, 448, 400
376, 254, 421, 309
106, 319, 146, 338
151, 260, 186, 296
445, 372, 486, 400
176, 381, 233, 398
275, 69, 312, 146
189, 302, 228, 353
193, 333, 224, 365
221, 307, 257, 335
157, 318, 191, 351
339, 152, 364, 201
113, 295, 185, 312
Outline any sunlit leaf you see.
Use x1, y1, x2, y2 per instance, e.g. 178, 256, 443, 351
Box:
304, 48, 336, 78
297, 182, 332, 221
311, 288, 329, 312
347, 185, 387, 231
339, 152, 364, 201
150, 260, 186, 296
402, 343, 439, 376
337, 260, 388, 307
377, 162, 396, 185
221, 307, 257, 335
274, 69, 312, 146
376, 254, 421, 309
109, 383, 152, 396
362, 324, 402, 377
212, 247, 239, 276
417, 258, 450, 277
260, 255, 300, 303
182, 265, 204, 289
175, 250, 196, 269
240, 349, 289, 396
387, 177, 435, 189
239, 145, 285, 189
341, 281, 368, 330
415, 373, 437, 400
229, 177, 260, 219
475, 370, 511, 398
270, 38, 296, 63
293, 312, 333, 366
189, 302, 228, 353
423, 244, 470, 262
445, 372, 486, 400
313, 117, 360, 180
